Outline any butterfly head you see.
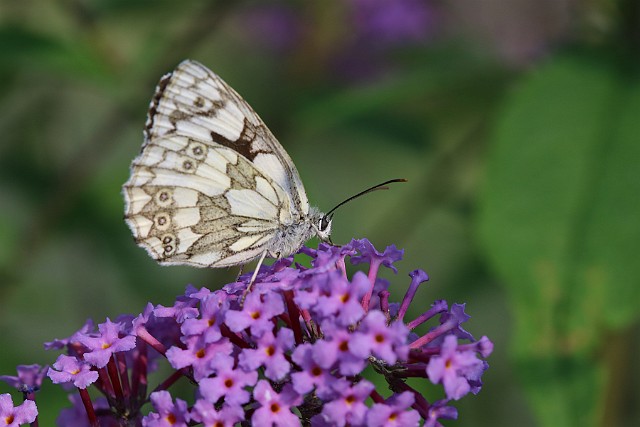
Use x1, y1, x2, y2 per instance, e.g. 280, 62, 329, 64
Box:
308, 207, 333, 243
317, 214, 333, 242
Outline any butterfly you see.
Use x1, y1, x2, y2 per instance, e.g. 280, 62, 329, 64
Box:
123, 60, 404, 284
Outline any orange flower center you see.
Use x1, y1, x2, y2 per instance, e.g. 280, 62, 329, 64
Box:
265, 345, 276, 357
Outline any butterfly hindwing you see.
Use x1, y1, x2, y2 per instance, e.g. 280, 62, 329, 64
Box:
124, 133, 293, 267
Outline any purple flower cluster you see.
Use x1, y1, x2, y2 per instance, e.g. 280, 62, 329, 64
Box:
0, 239, 492, 426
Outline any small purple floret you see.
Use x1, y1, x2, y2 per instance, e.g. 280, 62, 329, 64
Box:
48, 355, 98, 389
78, 318, 136, 368
314, 380, 374, 427
290, 343, 337, 399
225, 291, 284, 337
189, 399, 243, 426
424, 400, 458, 427
166, 335, 232, 381
351, 310, 409, 364
252, 381, 302, 427
366, 392, 421, 427
426, 335, 488, 400
199, 354, 257, 406
142, 390, 189, 427
350, 239, 404, 274
0, 364, 48, 394
0, 393, 38, 426
238, 329, 294, 381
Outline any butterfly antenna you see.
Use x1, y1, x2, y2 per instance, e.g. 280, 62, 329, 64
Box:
323, 178, 407, 221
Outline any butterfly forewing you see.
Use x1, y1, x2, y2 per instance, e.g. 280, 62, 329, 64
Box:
144, 60, 309, 214
124, 60, 308, 268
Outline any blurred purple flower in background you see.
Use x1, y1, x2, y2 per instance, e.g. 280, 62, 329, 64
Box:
242, 3, 304, 53
238, 0, 437, 83
337, 0, 437, 82
349, 0, 435, 45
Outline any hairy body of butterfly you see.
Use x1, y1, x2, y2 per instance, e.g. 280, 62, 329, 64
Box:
123, 60, 332, 271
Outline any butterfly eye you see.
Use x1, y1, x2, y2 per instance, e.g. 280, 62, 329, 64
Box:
320, 216, 331, 231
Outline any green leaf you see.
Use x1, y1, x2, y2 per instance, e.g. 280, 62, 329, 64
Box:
479, 52, 640, 426
575, 76, 640, 328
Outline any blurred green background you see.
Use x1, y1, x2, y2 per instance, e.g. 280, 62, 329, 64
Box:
1, 0, 639, 426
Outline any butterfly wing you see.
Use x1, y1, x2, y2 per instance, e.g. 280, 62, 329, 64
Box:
144, 59, 309, 215
123, 60, 306, 267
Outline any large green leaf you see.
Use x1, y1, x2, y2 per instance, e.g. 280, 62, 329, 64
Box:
479, 53, 640, 427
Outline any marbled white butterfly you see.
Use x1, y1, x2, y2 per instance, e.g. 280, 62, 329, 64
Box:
123, 60, 403, 284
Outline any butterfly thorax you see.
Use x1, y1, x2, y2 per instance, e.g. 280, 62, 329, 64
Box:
268, 206, 331, 258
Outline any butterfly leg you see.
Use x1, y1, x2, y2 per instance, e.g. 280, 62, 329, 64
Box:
241, 249, 268, 305
235, 264, 245, 282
